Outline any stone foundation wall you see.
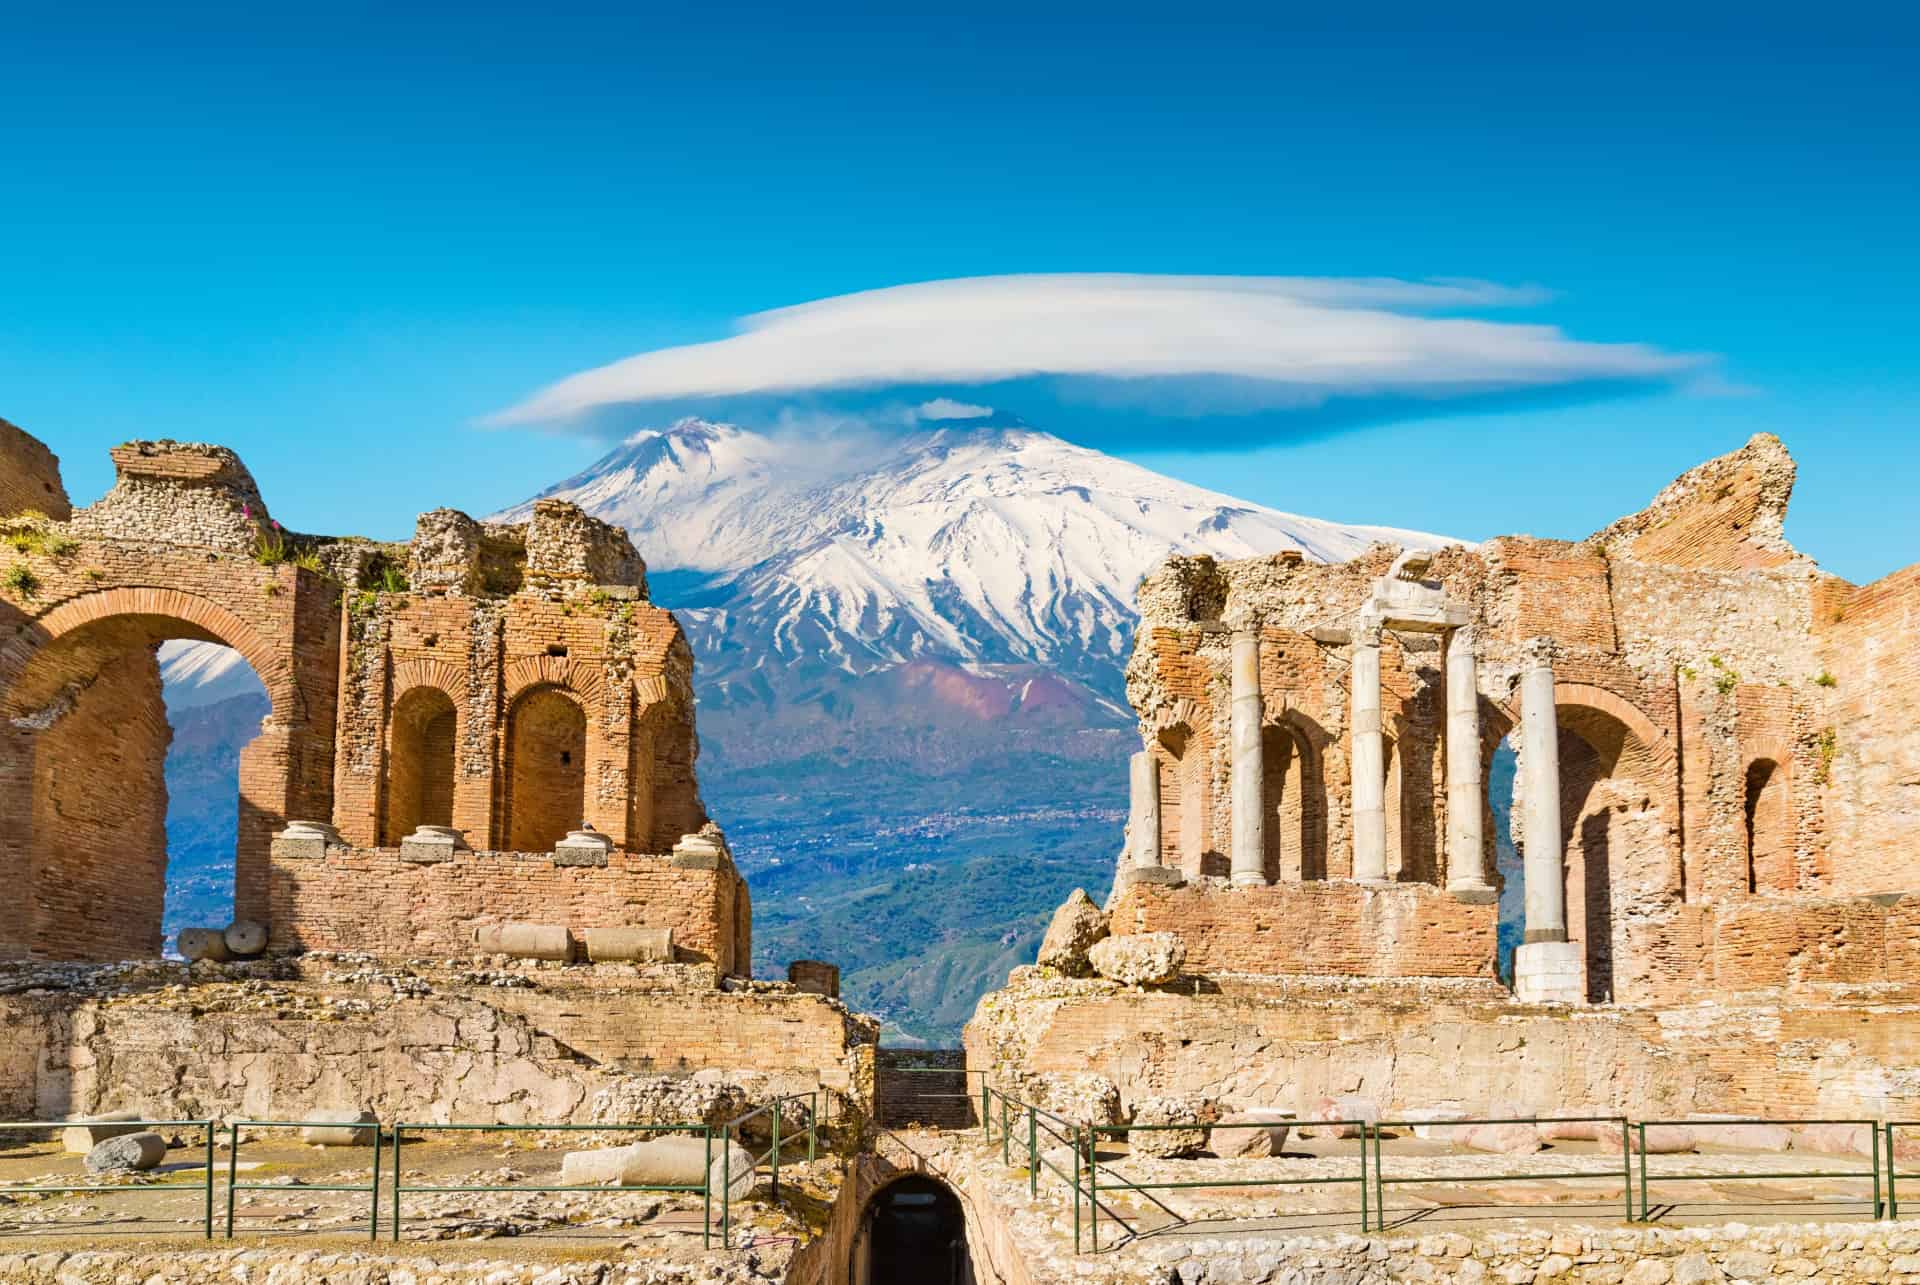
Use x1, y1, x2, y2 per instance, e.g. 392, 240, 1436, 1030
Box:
2, 967, 878, 1123
965, 970, 1920, 1120
268, 841, 751, 972
1820, 564, 1920, 896
1110, 880, 1496, 979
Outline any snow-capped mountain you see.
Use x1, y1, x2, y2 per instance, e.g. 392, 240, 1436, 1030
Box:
505, 416, 1452, 696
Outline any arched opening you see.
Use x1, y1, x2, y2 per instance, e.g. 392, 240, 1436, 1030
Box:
853, 1176, 970, 1285
157, 641, 269, 952
0, 609, 281, 962
1490, 694, 1676, 1003
1262, 716, 1328, 881
504, 686, 587, 852
1744, 758, 1792, 893
1155, 723, 1212, 877
384, 686, 457, 844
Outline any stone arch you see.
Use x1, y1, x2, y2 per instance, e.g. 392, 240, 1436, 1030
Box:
851, 1174, 970, 1285
1262, 710, 1330, 881
503, 655, 605, 714
383, 685, 459, 844
501, 683, 588, 852
0, 588, 311, 961
1154, 722, 1211, 878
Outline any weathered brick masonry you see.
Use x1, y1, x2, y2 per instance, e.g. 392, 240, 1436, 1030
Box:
0, 425, 731, 968
975, 434, 1920, 1115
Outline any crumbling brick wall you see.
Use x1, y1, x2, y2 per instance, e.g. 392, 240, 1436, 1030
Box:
1101, 434, 1913, 1005
0, 417, 70, 520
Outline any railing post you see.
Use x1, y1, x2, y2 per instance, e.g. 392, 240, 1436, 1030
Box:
1619, 1116, 1632, 1224
1892, 1124, 1902, 1220
1875, 1119, 1885, 1220
368, 1124, 384, 1241
723, 1124, 734, 1248
201, 1114, 215, 1236
1362, 1123, 1372, 1233
1637, 1122, 1649, 1222
808, 1092, 817, 1165
224, 1121, 239, 1239
1087, 1128, 1099, 1251
772, 1097, 782, 1201
1072, 1126, 1082, 1254
703, 1126, 713, 1250
391, 1124, 404, 1240
1028, 1106, 1038, 1197
982, 1083, 990, 1138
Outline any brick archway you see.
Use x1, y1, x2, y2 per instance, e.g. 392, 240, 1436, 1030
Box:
0, 585, 332, 961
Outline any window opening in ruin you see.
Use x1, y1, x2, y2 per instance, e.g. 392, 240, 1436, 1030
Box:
157, 641, 269, 955
1262, 719, 1328, 880
1490, 735, 1522, 984
855, 1176, 969, 1285
1745, 758, 1791, 893
383, 685, 458, 844
505, 685, 588, 852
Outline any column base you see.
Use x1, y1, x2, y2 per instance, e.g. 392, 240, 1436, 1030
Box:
1446, 878, 1497, 905
1118, 865, 1186, 890
1513, 941, 1584, 1004
1231, 871, 1270, 887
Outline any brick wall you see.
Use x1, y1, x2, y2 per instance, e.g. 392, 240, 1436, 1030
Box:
269, 840, 752, 969
1818, 564, 1920, 894
875, 1048, 976, 1128
1111, 880, 1496, 978
0, 417, 70, 519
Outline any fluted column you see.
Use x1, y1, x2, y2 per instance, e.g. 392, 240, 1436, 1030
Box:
1514, 636, 1582, 1002
1128, 750, 1161, 868
1444, 627, 1493, 898
1230, 629, 1267, 886
1350, 620, 1387, 882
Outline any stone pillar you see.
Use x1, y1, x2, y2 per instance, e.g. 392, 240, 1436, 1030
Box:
1514, 637, 1582, 1003
1443, 627, 1493, 900
1350, 621, 1388, 882
1230, 629, 1267, 886
1128, 750, 1161, 868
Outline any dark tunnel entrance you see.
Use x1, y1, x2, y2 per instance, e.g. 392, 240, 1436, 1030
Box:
855, 1176, 971, 1285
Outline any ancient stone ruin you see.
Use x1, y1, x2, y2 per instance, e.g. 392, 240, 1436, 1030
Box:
973, 433, 1920, 1123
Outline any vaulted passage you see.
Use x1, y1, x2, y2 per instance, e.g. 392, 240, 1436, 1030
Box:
504, 686, 587, 852
854, 1176, 971, 1285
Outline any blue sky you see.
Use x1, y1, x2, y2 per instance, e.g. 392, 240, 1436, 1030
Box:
3, 4, 1915, 581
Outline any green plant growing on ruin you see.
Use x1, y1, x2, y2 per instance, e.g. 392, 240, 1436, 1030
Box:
42, 533, 77, 558
376, 563, 410, 593
1815, 727, 1838, 784
251, 526, 290, 566
84, 567, 105, 582
1679, 665, 1697, 681
262, 581, 281, 598
1812, 670, 1837, 688
1707, 655, 1740, 694
3, 564, 40, 600
291, 548, 326, 574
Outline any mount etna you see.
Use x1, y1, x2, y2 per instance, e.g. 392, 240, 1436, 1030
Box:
161, 415, 1455, 1040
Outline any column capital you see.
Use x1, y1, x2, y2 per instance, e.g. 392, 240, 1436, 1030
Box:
1521, 635, 1559, 669
1447, 623, 1477, 654
1352, 619, 1384, 649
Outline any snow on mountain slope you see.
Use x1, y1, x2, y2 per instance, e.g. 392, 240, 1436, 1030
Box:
507, 417, 1456, 689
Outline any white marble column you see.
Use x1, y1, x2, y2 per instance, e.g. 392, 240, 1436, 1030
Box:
1443, 627, 1493, 899
1230, 629, 1267, 886
1514, 636, 1582, 1002
1350, 620, 1388, 882
1128, 750, 1161, 868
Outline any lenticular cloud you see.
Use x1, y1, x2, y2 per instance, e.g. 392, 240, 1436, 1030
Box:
493, 274, 1704, 425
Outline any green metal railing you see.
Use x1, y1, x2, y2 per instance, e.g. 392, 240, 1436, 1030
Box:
388, 1121, 710, 1245
1371, 1115, 1631, 1231
0, 1118, 217, 1239
1088, 1115, 1371, 1251
1635, 1118, 1881, 1222
1887, 1123, 1920, 1219
226, 1118, 383, 1240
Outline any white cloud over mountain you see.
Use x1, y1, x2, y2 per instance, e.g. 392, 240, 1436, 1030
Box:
493, 274, 1706, 426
